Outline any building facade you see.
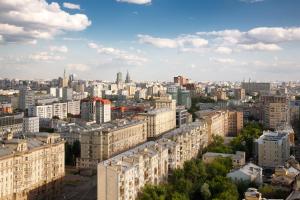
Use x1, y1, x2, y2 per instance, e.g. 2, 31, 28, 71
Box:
80, 97, 111, 124
0, 133, 65, 200
23, 116, 39, 133
257, 131, 291, 168
77, 120, 147, 169
137, 108, 176, 138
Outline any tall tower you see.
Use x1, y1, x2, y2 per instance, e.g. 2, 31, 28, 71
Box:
116, 72, 123, 84
62, 69, 69, 88
125, 71, 131, 83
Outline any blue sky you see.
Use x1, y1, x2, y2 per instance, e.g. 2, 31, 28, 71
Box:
0, 0, 300, 81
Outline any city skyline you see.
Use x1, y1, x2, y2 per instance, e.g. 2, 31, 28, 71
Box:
0, 0, 300, 81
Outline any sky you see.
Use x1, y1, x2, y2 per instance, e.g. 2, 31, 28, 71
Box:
0, 0, 300, 82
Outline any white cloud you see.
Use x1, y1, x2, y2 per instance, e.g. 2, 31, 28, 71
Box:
67, 64, 89, 71
116, 0, 151, 5
215, 47, 233, 54
210, 57, 235, 64
137, 34, 208, 51
50, 45, 68, 53
239, 42, 281, 51
29, 52, 64, 61
63, 2, 80, 10
88, 42, 147, 65
0, 0, 91, 44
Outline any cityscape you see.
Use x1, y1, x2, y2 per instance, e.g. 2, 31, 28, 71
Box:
1, 0, 300, 200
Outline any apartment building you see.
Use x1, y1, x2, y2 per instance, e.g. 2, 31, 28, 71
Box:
67, 100, 80, 116
228, 111, 243, 136
198, 110, 243, 141
198, 110, 228, 142
257, 131, 291, 168
260, 95, 289, 130
53, 102, 67, 119
0, 113, 24, 137
18, 87, 35, 111
0, 132, 65, 200
162, 121, 209, 168
97, 121, 209, 200
77, 119, 147, 169
137, 108, 176, 138
80, 97, 111, 124
234, 88, 246, 101
28, 104, 53, 119
241, 82, 271, 94
23, 116, 39, 133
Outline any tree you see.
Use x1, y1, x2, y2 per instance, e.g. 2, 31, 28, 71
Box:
138, 185, 167, 200
200, 183, 211, 200
206, 157, 232, 178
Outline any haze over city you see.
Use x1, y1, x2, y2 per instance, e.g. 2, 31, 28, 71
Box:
1, 0, 300, 81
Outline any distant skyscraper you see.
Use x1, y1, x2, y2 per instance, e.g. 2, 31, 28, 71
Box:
125, 71, 131, 83
62, 69, 69, 88
116, 72, 123, 84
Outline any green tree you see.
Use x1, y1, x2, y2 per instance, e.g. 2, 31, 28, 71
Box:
200, 183, 211, 200
138, 185, 167, 200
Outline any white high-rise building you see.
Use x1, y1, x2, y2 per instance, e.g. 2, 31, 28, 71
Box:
67, 100, 80, 116
23, 116, 39, 133
257, 131, 291, 168
53, 102, 68, 119
80, 97, 111, 124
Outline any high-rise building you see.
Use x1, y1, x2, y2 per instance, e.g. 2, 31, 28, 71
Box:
62, 87, 73, 101
0, 132, 65, 200
80, 97, 111, 124
125, 70, 131, 83
67, 100, 81, 116
257, 131, 290, 168
260, 95, 289, 130
18, 87, 35, 111
116, 72, 123, 84
228, 111, 243, 136
62, 69, 69, 88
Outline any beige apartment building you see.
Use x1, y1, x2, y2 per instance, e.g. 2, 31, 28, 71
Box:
260, 95, 289, 130
198, 110, 228, 142
228, 111, 243, 136
137, 108, 176, 138
77, 119, 147, 169
97, 121, 209, 200
257, 131, 291, 168
0, 132, 65, 200
198, 110, 243, 142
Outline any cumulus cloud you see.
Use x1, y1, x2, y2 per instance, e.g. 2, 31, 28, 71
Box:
0, 0, 91, 44
238, 43, 281, 51
210, 57, 235, 64
29, 52, 64, 61
116, 0, 151, 5
137, 34, 208, 51
88, 42, 147, 65
50, 45, 68, 53
215, 47, 233, 54
67, 64, 89, 71
63, 2, 80, 10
